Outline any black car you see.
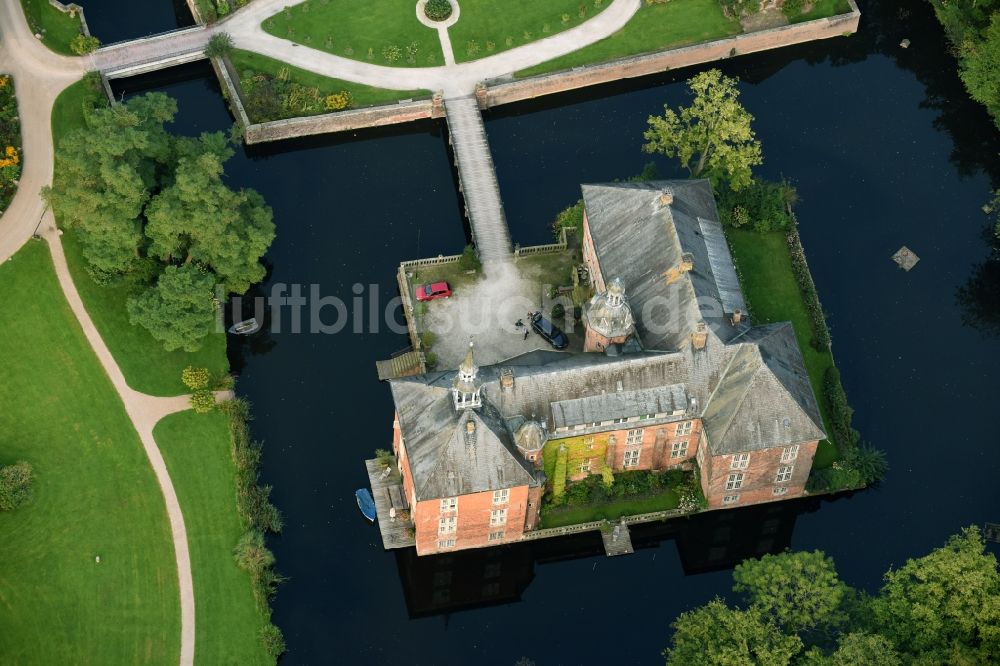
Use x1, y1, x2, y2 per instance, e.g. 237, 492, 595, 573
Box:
529, 311, 569, 350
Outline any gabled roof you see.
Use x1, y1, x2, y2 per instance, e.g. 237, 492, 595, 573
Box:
390, 381, 536, 501
550, 384, 689, 429
701, 323, 825, 454
581, 180, 747, 352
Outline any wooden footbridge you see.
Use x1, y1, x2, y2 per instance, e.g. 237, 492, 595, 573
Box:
443, 96, 513, 264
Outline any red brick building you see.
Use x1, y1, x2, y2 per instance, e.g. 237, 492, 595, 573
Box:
384, 180, 825, 556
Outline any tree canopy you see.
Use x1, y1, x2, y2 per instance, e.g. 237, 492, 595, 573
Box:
663, 527, 1000, 665
47, 92, 274, 351
932, 0, 1000, 129
643, 69, 762, 191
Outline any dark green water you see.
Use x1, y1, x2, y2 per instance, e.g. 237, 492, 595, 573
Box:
105, 0, 1000, 663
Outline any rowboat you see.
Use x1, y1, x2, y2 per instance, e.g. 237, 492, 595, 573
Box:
355, 488, 376, 523
228, 318, 260, 335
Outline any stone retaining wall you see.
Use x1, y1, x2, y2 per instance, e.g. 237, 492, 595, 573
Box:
244, 98, 439, 144
483, 1, 860, 107
47, 0, 90, 37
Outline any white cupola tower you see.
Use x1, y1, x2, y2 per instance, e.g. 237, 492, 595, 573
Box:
452, 341, 482, 410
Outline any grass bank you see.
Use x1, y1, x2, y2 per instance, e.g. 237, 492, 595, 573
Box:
540, 489, 680, 528
263, 0, 444, 67
788, 0, 853, 24
518, 0, 741, 78
0, 242, 179, 663
18, 0, 83, 55
52, 76, 229, 396
727, 228, 838, 468
228, 49, 429, 123
449, 0, 611, 63
154, 411, 273, 665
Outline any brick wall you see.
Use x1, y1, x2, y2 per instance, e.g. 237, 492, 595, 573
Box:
484, 5, 860, 108
703, 441, 818, 508
414, 485, 530, 556
244, 99, 437, 144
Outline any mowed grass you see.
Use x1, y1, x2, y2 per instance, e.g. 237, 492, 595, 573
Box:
154, 411, 272, 665
789, 0, 853, 24
263, 0, 444, 67
727, 229, 838, 468
539, 489, 679, 528
449, 0, 611, 63
518, 0, 741, 77
52, 78, 229, 397
18, 0, 83, 55
0, 242, 180, 664
228, 49, 430, 118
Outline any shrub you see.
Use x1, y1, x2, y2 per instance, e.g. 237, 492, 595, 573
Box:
552, 199, 584, 240
844, 443, 888, 485
375, 448, 394, 468
561, 13, 571, 24
420, 330, 436, 348
324, 90, 352, 111
382, 44, 402, 63
424, 0, 452, 21
189, 389, 216, 413
782, 0, 805, 17
601, 465, 614, 489
182, 365, 211, 390
466, 40, 481, 58
787, 223, 832, 351
205, 32, 234, 58
69, 34, 100, 55
0, 461, 33, 511
458, 244, 481, 271
259, 624, 286, 659
718, 0, 759, 19
424, 351, 438, 368
824, 367, 857, 450
551, 303, 566, 320
718, 179, 794, 233
216, 0, 230, 16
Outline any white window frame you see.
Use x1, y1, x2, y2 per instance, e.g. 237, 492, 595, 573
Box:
488, 530, 505, 542
437, 538, 456, 549
671, 440, 689, 458
626, 428, 644, 445
438, 516, 457, 535
726, 472, 744, 490
731, 453, 750, 470
492, 489, 509, 505
579, 459, 592, 474
490, 508, 507, 526
623, 448, 641, 468
772, 486, 788, 496
439, 497, 457, 513
676, 421, 693, 436
723, 494, 740, 504
781, 444, 800, 463
775, 465, 793, 483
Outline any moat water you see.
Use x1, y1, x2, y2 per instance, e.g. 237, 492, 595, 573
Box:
101, 0, 1000, 663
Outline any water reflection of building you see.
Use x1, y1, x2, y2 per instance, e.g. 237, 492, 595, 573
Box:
395, 496, 819, 618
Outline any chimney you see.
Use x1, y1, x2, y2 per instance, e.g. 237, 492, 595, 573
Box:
688, 396, 699, 414
680, 253, 694, 273
691, 322, 708, 350
500, 367, 514, 390
659, 189, 674, 206
465, 419, 477, 447
731, 309, 743, 326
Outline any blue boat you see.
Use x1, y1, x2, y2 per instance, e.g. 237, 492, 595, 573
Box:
355, 488, 377, 523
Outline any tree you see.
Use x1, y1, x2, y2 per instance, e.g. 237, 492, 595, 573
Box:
663, 598, 802, 666
733, 550, 849, 635
204, 32, 234, 59
0, 461, 33, 510
872, 526, 1000, 663
144, 137, 275, 294
127, 265, 218, 351
45, 93, 177, 281
959, 13, 1000, 129
829, 633, 902, 666
643, 69, 762, 191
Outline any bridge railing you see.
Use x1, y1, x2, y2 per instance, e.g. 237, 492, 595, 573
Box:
96, 24, 206, 51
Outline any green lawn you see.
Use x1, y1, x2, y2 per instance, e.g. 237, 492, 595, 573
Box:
154, 411, 272, 666
449, 0, 612, 63
518, 0, 741, 77
789, 0, 853, 24
18, 0, 84, 55
52, 78, 229, 397
727, 229, 838, 468
262, 0, 444, 67
0, 242, 180, 664
540, 489, 680, 528
229, 49, 430, 121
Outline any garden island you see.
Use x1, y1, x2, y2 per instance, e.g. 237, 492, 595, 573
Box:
5, 0, 1000, 664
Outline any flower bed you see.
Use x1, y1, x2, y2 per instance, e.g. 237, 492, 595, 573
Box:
0, 75, 21, 215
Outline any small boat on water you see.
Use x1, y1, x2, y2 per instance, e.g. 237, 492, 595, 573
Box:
228, 318, 261, 335
356, 488, 377, 523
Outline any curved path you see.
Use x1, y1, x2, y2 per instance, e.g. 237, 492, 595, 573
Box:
223, 0, 640, 95
0, 3, 202, 664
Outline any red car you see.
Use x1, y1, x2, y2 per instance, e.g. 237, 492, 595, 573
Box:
416, 281, 452, 302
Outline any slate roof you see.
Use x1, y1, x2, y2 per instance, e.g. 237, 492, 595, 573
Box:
389, 181, 825, 498
581, 180, 747, 351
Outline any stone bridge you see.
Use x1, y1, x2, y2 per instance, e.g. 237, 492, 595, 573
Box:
90, 25, 212, 79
